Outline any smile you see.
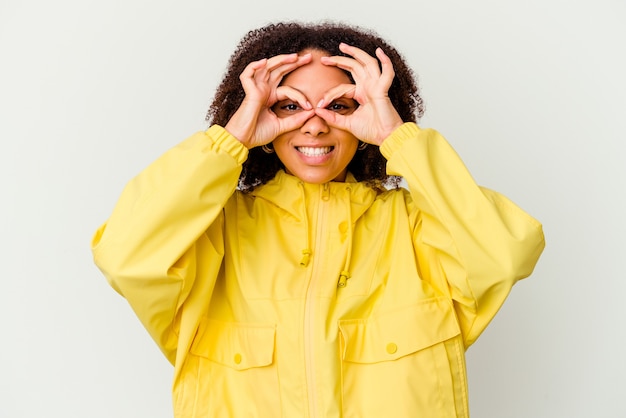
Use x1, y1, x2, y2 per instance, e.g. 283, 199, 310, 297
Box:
296, 146, 333, 157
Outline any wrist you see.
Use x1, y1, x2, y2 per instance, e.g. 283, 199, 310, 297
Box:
224, 122, 253, 149
374, 120, 404, 146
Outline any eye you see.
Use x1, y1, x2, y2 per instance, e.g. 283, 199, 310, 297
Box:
283, 103, 300, 111
327, 102, 347, 111
272, 101, 302, 117
326, 100, 357, 115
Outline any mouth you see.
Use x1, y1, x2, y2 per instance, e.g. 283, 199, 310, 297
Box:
296, 146, 333, 157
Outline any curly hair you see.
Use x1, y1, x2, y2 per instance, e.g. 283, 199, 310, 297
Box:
206, 21, 424, 192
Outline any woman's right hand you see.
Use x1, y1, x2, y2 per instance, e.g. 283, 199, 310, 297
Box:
225, 53, 315, 149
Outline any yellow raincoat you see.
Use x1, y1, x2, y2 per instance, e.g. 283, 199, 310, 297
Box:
92, 122, 545, 417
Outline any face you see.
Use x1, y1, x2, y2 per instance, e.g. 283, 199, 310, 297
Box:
271, 50, 359, 184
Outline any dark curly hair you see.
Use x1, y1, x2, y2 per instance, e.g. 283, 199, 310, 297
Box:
206, 21, 424, 192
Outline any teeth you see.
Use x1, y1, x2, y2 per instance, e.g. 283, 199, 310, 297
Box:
297, 146, 332, 157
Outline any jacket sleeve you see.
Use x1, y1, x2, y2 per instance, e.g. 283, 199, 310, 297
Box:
91, 125, 248, 364
380, 123, 545, 348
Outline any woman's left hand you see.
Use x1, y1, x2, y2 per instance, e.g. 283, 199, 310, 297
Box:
315, 43, 404, 146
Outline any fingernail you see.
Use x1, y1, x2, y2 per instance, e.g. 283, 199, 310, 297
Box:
316, 99, 325, 108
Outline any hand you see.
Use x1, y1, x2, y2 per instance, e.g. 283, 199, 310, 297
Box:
315, 43, 404, 146
225, 53, 316, 149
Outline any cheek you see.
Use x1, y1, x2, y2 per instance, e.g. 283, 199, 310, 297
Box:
343, 137, 360, 154
271, 138, 293, 167
271, 135, 289, 152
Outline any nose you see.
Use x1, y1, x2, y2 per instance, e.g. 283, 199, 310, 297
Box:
300, 113, 329, 137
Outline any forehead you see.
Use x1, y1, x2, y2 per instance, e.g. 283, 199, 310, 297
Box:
280, 51, 352, 96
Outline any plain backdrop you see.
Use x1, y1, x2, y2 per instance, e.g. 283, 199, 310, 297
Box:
1, 0, 624, 417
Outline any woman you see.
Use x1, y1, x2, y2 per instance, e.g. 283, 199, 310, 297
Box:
92, 21, 545, 418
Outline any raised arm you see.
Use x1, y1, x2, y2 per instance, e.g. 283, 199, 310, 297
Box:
381, 123, 545, 347
91, 126, 247, 363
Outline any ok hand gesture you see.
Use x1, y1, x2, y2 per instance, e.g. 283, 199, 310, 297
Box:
225, 53, 315, 149
315, 43, 404, 146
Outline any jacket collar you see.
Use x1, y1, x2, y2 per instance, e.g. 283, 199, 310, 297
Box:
251, 170, 378, 222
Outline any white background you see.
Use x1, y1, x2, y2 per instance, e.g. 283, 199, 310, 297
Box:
1, 0, 624, 416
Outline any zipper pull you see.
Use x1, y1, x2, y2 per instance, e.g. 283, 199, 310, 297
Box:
322, 183, 330, 201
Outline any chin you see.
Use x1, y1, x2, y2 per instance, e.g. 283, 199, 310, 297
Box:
285, 166, 347, 184
299, 176, 329, 184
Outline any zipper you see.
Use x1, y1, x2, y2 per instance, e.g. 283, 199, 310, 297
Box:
304, 182, 330, 418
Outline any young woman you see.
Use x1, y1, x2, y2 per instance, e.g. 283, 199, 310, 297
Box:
92, 21, 545, 418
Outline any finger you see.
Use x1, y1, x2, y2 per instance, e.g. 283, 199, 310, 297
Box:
321, 55, 365, 76
335, 44, 389, 82
241, 54, 304, 87
275, 85, 312, 110
317, 83, 356, 109
314, 107, 349, 132
278, 109, 316, 133
239, 58, 268, 81
241, 54, 313, 105
265, 53, 312, 83
322, 53, 381, 83
264, 53, 298, 72
338, 43, 379, 68
375, 47, 396, 87
237, 60, 272, 102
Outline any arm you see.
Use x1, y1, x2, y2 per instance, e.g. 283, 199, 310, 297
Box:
317, 44, 544, 347
381, 123, 545, 347
92, 52, 319, 364
91, 125, 248, 363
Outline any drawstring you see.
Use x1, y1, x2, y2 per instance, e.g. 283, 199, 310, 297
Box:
338, 271, 351, 287
300, 249, 312, 266
338, 185, 353, 288
297, 181, 355, 289
298, 181, 312, 267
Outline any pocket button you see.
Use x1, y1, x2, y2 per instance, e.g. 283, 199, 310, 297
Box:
234, 353, 242, 364
386, 343, 398, 354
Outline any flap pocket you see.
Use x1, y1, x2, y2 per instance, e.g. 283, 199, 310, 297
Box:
338, 297, 461, 363
190, 319, 276, 371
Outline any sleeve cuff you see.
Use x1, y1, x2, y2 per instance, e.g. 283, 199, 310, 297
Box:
204, 124, 249, 165
379, 122, 422, 160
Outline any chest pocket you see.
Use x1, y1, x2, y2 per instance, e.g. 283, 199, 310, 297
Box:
190, 319, 276, 369
338, 298, 466, 418
187, 319, 281, 417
